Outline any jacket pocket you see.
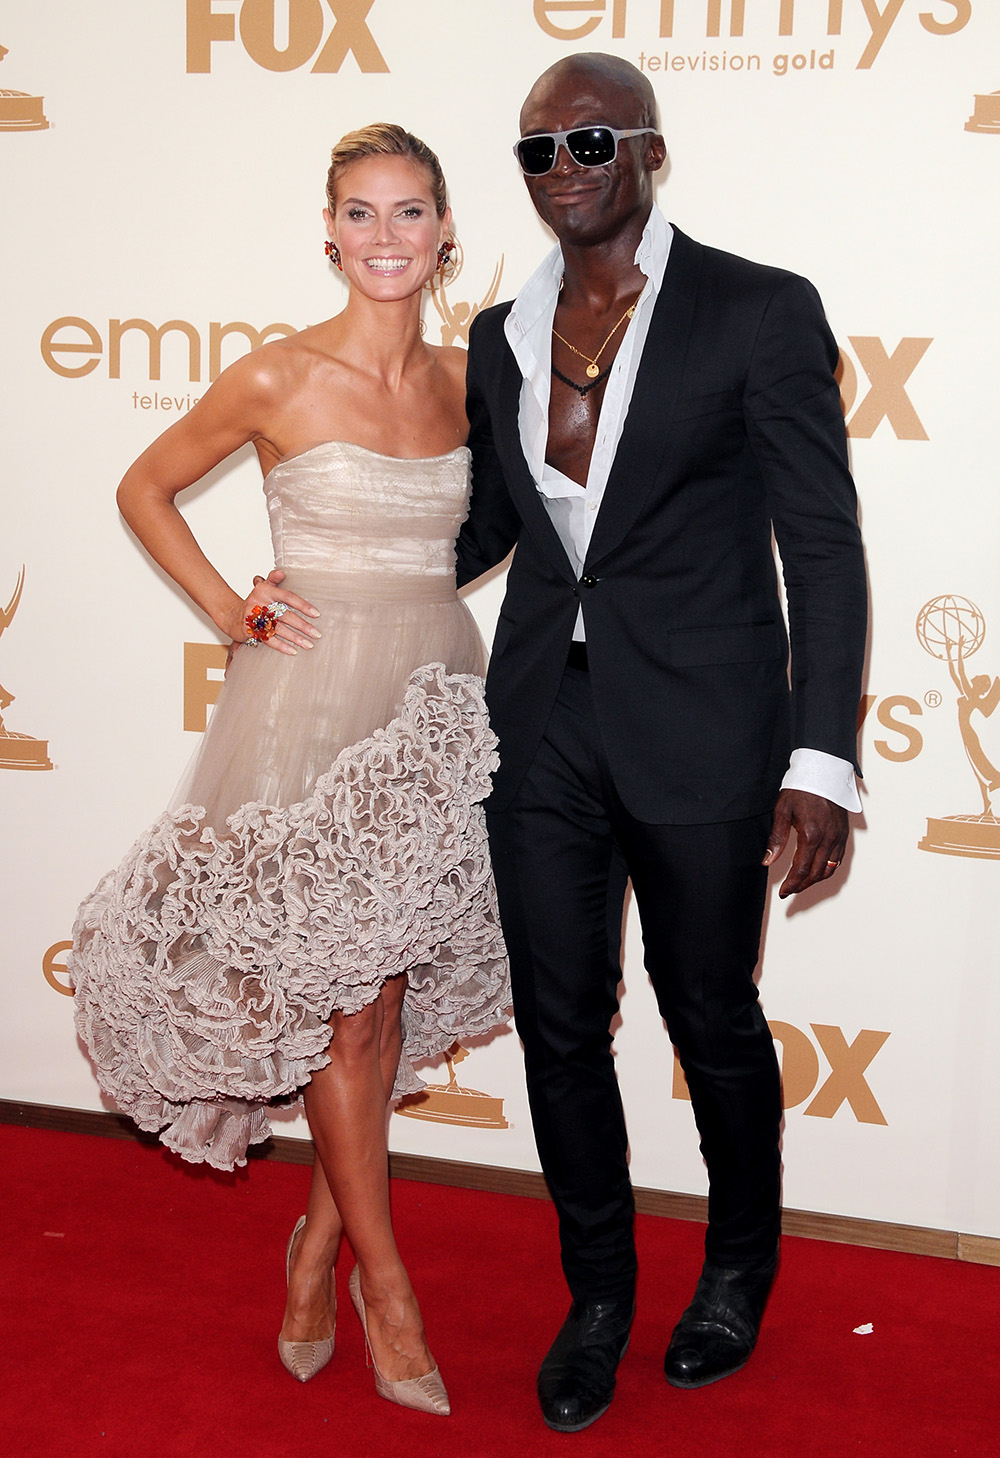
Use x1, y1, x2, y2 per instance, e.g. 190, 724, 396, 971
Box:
663, 621, 783, 667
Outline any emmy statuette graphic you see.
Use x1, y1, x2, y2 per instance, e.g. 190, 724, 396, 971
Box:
428, 242, 503, 346
965, 89, 1000, 134
0, 42, 49, 131
0, 567, 53, 771
398, 1044, 508, 1129
916, 595, 1000, 858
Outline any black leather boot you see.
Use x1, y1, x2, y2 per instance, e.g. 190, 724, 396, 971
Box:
537, 1298, 634, 1431
664, 1253, 778, 1388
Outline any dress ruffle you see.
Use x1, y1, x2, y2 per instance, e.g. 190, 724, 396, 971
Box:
70, 664, 509, 1170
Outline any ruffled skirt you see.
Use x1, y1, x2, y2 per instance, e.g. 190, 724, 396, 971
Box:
69, 570, 510, 1170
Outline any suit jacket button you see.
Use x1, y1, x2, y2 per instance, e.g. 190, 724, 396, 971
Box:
581, 574, 597, 589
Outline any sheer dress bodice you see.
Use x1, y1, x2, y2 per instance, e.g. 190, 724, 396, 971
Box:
266, 440, 468, 583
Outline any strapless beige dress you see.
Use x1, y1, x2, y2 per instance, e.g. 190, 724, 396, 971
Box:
70, 443, 509, 1170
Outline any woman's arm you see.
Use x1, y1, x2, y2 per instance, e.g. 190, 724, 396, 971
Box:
116, 350, 319, 653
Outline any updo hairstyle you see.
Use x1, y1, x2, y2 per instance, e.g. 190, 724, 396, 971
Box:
326, 123, 449, 219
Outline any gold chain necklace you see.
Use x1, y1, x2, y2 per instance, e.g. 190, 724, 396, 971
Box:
552, 294, 640, 379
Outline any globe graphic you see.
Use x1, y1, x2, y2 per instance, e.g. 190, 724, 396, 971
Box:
916, 595, 985, 661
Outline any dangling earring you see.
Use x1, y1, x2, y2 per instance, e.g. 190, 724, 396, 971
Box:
437, 239, 455, 271
324, 239, 342, 270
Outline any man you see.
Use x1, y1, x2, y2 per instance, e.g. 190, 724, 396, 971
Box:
458, 53, 867, 1432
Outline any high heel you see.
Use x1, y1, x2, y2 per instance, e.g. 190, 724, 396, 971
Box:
278, 1215, 336, 1382
348, 1265, 450, 1416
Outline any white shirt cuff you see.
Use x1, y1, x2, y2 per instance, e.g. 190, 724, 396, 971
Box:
781, 747, 862, 813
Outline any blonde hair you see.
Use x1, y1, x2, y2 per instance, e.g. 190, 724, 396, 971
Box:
326, 123, 449, 218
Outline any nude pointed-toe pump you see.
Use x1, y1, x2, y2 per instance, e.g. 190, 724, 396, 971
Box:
277, 1215, 336, 1382
348, 1265, 450, 1416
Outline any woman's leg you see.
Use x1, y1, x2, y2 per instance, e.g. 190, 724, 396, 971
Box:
287, 975, 436, 1381
279, 1158, 341, 1343
280, 974, 409, 1348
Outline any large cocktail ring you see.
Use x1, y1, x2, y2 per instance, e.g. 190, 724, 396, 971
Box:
244, 601, 289, 644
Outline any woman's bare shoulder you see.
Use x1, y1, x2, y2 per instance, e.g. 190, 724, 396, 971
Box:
208, 325, 341, 407
429, 342, 468, 389
431, 342, 468, 369
237, 326, 328, 379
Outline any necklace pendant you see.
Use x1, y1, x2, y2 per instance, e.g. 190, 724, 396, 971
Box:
586, 362, 600, 378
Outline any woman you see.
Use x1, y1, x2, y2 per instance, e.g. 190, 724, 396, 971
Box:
69, 125, 509, 1417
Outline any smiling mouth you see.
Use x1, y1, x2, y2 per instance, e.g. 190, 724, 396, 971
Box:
544, 184, 602, 202
364, 257, 410, 272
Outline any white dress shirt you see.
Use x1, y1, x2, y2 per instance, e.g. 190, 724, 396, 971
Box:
502, 206, 861, 814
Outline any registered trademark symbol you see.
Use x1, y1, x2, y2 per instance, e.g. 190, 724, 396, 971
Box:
924, 690, 942, 708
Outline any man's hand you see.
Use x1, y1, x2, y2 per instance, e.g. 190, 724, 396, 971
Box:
763, 789, 848, 898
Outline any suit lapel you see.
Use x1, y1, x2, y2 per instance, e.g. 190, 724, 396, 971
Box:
584, 228, 704, 571
494, 326, 578, 584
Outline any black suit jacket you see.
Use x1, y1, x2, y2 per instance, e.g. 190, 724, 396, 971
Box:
458, 226, 867, 823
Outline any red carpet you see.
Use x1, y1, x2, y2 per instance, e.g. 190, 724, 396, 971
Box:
4, 1124, 1000, 1458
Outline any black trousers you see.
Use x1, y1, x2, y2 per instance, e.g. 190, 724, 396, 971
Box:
487, 664, 782, 1305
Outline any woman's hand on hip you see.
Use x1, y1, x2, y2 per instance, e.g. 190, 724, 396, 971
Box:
228, 570, 321, 656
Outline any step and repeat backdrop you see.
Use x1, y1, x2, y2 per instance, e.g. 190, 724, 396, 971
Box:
2, 2, 998, 1240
